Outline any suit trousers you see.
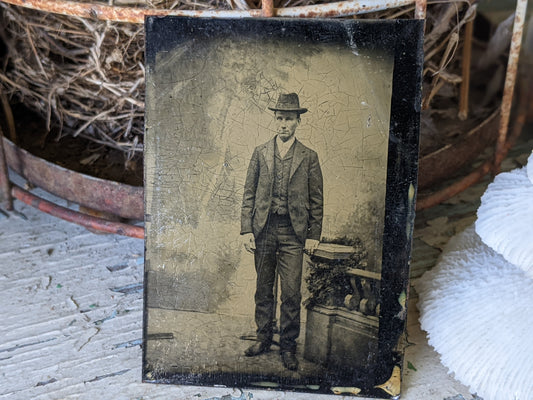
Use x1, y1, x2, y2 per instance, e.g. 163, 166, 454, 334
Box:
253, 213, 304, 353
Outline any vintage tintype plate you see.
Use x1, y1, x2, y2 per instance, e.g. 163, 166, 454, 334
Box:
143, 16, 423, 398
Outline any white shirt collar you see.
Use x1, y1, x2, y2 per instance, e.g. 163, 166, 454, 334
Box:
276, 136, 296, 159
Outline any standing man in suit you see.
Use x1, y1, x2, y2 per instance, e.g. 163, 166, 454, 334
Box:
241, 93, 323, 371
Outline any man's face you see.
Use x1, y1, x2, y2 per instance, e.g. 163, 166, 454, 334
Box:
275, 111, 300, 142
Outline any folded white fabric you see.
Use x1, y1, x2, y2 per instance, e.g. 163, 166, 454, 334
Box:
476, 152, 533, 276
417, 225, 533, 400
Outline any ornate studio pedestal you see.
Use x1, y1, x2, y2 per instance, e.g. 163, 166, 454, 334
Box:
304, 243, 381, 370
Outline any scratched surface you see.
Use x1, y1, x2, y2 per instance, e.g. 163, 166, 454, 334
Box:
142, 17, 404, 396
144, 27, 393, 312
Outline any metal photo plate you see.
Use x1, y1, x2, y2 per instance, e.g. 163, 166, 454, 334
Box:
143, 16, 423, 398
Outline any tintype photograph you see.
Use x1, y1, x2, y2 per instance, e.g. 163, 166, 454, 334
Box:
143, 17, 423, 398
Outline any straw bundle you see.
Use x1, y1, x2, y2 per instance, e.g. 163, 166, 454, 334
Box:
0, 5, 145, 158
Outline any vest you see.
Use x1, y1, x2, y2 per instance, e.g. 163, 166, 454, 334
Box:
270, 142, 295, 215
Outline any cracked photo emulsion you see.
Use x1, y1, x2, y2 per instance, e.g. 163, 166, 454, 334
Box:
143, 17, 423, 398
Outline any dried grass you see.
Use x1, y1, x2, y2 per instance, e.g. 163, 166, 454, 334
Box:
0, 5, 145, 157
0, 0, 478, 161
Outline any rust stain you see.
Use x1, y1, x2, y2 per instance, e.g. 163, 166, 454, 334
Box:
2, 137, 143, 220
415, 0, 426, 19
0, 0, 416, 22
261, 0, 274, 17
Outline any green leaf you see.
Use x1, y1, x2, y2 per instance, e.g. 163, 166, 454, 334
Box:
407, 361, 417, 371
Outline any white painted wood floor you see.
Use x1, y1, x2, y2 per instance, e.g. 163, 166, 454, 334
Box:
1, 166, 508, 400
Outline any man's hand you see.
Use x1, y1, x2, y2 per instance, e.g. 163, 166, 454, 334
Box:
242, 233, 256, 253
304, 239, 320, 255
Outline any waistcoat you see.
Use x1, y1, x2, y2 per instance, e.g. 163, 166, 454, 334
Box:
270, 142, 295, 215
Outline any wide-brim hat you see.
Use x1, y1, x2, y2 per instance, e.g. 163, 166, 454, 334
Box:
268, 93, 308, 114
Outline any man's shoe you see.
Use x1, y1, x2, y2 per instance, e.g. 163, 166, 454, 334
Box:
244, 341, 270, 357
281, 351, 298, 371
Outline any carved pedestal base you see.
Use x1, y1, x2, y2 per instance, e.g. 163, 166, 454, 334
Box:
304, 305, 379, 371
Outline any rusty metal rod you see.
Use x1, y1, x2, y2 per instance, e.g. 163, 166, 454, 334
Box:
458, 16, 474, 120
261, 0, 274, 17
0, 128, 13, 211
415, 0, 426, 20
494, 0, 528, 173
11, 184, 144, 238
0, 0, 416, 22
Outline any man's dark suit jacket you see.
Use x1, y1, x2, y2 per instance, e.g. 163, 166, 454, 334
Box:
241, 137, 323, 244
